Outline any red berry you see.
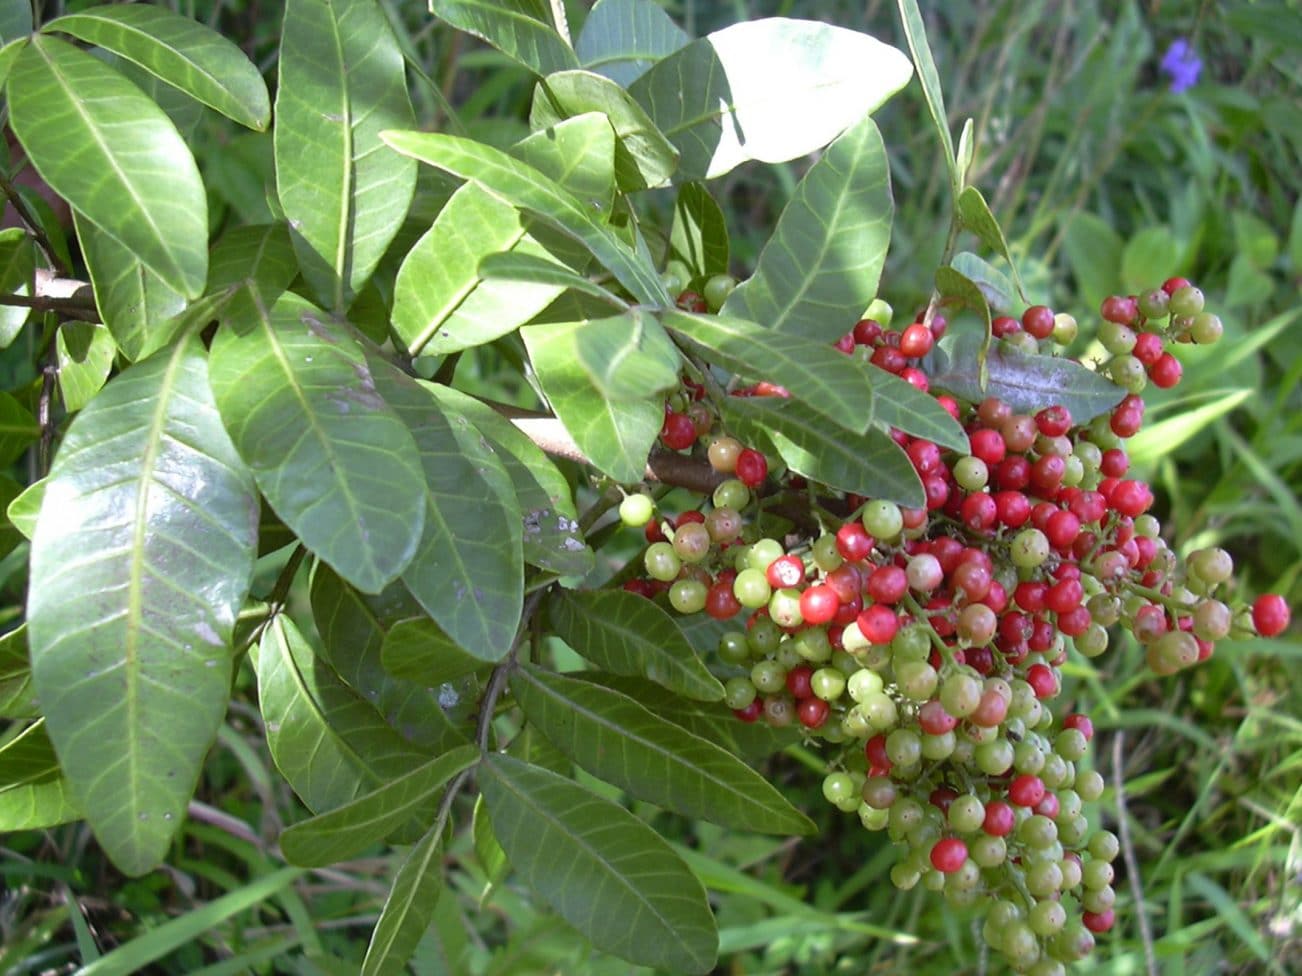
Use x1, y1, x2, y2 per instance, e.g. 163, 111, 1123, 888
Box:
865, 734, 891, 769
918, 699, 958, 735
983, 800, 1015, 835
1110, 479, 1153, 517
1022, 305, 1056, 339
853, 318, 882, 345
1046, 510, 1082, 550
1150, 351, 1183, 388
1064, 713, 1095, 740
899, 322, 934, 358
1099, 448, 1129, 478
797, 696, 829, 729
734, 699, 763, 723
766, 554, 805, 589
992, 315, 1021, 338
1101, 295, 1138, 325
675, 291, 708, 313
867, 565, 908, 604
836, 522, 874, 561
735, 448, 768, 488
1035, 405, 1073, 437
705, 581, 742, 620
834, 332, 856, 354
660, 412, 697, 450
930, 837, 968, 873
1009, 774, 1046, 807
786, 664, 814, 699
1252, 594, 1291, 637
857, 604, 899, 644
1026, 663, 1059, 699
970, 428, 1007, 466
994, 490, 1032, 527
1162, 276, 1192, 295
1083, 909, 1115, 934
1132, 331, 1164, 366
799, 584, 840, 625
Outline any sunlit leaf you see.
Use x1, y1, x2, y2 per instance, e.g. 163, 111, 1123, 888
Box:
430, 0, 578, 75
54, 321, 116, 413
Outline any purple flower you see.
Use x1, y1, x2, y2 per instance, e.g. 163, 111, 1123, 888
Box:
1160, 38, 1202, 93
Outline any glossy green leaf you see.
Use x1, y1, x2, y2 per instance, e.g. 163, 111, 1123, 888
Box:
0, 227, 35, 348
0, 390, 38, 466
719, 116, 892, 343
44, 4, 269, 130
549, 589, 722, 701
281, 745, 478, 867
310, 565, 470, 754
575, 0, 689, 87
927, 331, 1126, 421
724, 396, 924, 506
479, 252, 628, 309
868, 368, 969, 453
55, 321, 116, 413
514, 665, 814, 834
629, 19, 911, 181
0, 0, 31, 43
381, 617, 491, 687
0, 720, 80, 830
572, 310, 681, 400
207, 223, 299, 334
6, 478, 42, 541
950, 251, 1016, 316
255, 615, 431, 814
427, 386, 592, 577
8, 35, 207, 297
275, 0, 417, 310
662, 309, 874, 433
479, 753, 718, 974
521, 320, 661, 483
668, 182, 729, 279
511, 113, 617, 216
28, 336, 259, 874
362, 818, 444, 976
74, 212, 186, 362
392, 182, 565, 356
430, 0, 578, 75
531, 70, 678, 189
895, 0, 956, 195
208, 294, 426, 594
956, 186, 1027, 301
381, 130, 667, 305
0, 625, 36, 719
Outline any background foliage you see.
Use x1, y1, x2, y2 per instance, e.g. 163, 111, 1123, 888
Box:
1, 0, 1298, 974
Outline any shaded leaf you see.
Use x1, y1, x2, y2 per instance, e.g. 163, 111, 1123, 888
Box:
430, 0, 578, 75
511, 113, 617, 217
629, 18, 911, 181
275, 0, 417, 310
956, 186, 1027, 301
951, 251, 1016, 316
362, 819, 444, 976
935, 265, 993, 384
381, 617, 491, 687
479, 753, 718, 974
0, 625, 35, 719
208, 294, 426, 594
0, 390, 39, 466
55, 321, 116, 413
207, 222, 299, 334
867, 367, 969, 453
575, 0, 689, 87
0, 475, 21, 561
513, 664, 815, 834
668, 182, 728, 279
472, 793, 510, 894
44, 4, 269, 130
0, 0, 31, 43
0, 227, 35, 348
8, 35, 207, 297
548, 589, 722, 701
280, 745, 478, 867
28, 336, 259, 874
719, 115, 892, 343
0, 720, 80, 830
573, 310, 681, 400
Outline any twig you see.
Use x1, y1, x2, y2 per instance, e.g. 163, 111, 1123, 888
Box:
1112, 732, 1158, 976
0, 172, 69, 275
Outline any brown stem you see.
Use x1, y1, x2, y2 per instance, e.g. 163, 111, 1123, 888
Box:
0, 172, 69, 275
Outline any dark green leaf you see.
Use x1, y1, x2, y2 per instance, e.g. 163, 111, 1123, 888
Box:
629, 19, 911, 181
719, 115, 892, 343
207, 223, 299, 334
573, 310, 681, 400
28, 336, 259, 874
662, 309, 874, 433
0, 390, 38, 465
0, 720, 80, 830
928, 331, 1126, 421
280, 745, 478, 867
208, 294, 426, 594
54, 321, 116, 413
381, 130, 667, 305
511, 113, 617, 216
950, 251, 1016, 316
8, 35, 207, 297
723, 396, 924, 506
44, 4, 270, 130
668, 182, 729, 279
894, 0, 956, 195
362, 819, 444, 976
531, 70, 678, 189
549, 589, 722, 701
479, 252, 628, 309
867, 367, 969, 453
575, 0, 689, 87
430, 0, 578, 75
275, 0, 417, 310
380, 617, 487, 687
0, 227, 36, 347
479, 753, 718, 974
956, 186, 1027, 301
513, 664, 814, 834
392, 182, 565, 356
521, 320, 661, 483
0, 625, 36, 719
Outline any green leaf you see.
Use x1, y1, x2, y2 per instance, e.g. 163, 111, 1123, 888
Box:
724, 396, 924, 506
380, 617, 487, 686
668, 182, 729, 279
719, 115, 892, 343
44, 4, 270, 130
934, 266, 993, 384
361, 356, 524, 660
28, 336, 259, 874
572, 310, 681, 400
548, 589, 722, 701
1127, 390, 1254, 465
426, 386, 593, 577
392, 182, 566, 356
381, 130, 667, 305
361, 819, 444, 976
927, 331, 1126, 421
662, 309, 874, 433
280, 745, 478, 867
55, 321, 116, 413
478, 753, 718, 974
74, 212, 187, 362
0, 720, 80, 830
0, 625, 36, 719
1063, 211, 1123, 312
511, 113, 617, 216
575, 0, 689, 87
254, 615, 431, 814
275, 0, 417, 310
0, 475, 22, 562
8, 35, 207, 297
531, 70, 678, 189
894, 0, 956, 194
630, 19, 911, 181
6, 478, 43, 541
1121, 225, 1179, 294
310, 565, 470, 754
0, 390, 38, 466
868, 368, 969, 453
955, 118, 975, 187
208, 294, 426, 594
430, 0, 578, 75
513, 664, 814, 835
0, 227, 36, 348
521, 320, 661, 483
956, 186, 1027, 301
479, 251, 628, 309
950, 251, 1016, 316
207, 223, 299, 334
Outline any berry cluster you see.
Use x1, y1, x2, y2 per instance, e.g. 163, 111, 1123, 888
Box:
618, 282, 1290, 974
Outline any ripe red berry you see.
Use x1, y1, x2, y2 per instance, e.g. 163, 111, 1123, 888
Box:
930, 837, 968, 873
1252, 594, 1291, 637
735, 448, 768, 488
991, 315, 1021, 338
705, 581, 742, 620
1035, 404, 1073, 437
1132, 331, 1164, 366
1100, 448, 1129, 478
1009, 774, 1046, 807
1022, 305, 1056, 339
799, 584, 840, 625
675, 291, 708, 313
1110, 479, 1154, 517
797, 696, 829, 729
833, 332, 856, 354
766, 554, 805, 589
734, 699, 763, 723
970, 428, 1007, 466
1101, 295, 1138, 325
1064, 713, 1095, 740
865, 734, 891, 770
836, 522, 874, 561
857, 604, 899, 644
852, 319, 881, 345
867, 564, 908, 604
1083, 909, 1116, 934
660, 412, 697, 450
899, 322, 934, 358
918, 699, 958, 735
982, 801, 1015, 836
786, 664, 814, 699
1150, 351, 1183, 388
1162, 276, 1192, 295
